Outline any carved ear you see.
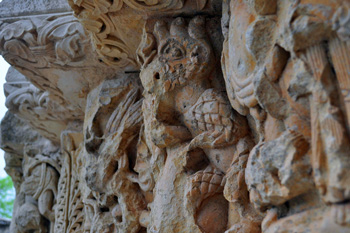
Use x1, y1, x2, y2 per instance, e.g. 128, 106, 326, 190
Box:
154, 20, 169, 42
188, 16, 213, 67
189, 16, 206, 40
170, 17, 188, 37
137, 28, 157, 67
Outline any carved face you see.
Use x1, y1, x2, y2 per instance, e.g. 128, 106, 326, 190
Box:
139, 17, 214, 94
21, 165, 42, 197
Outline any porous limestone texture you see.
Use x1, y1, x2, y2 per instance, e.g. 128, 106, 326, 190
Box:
1, 0, 350, 232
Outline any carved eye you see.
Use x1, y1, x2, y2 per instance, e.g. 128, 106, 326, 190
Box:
160, 41, 185, 61
172, 48, 183, 58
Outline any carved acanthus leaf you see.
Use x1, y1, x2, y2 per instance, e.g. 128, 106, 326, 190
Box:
55, 134, 85, 233
71, 0, 185, 13
0, 15, 91, 109
0, 15, 88, 67
67, 0, 210, 69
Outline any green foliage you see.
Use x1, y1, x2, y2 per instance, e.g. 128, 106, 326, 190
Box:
0, 176, 15, 218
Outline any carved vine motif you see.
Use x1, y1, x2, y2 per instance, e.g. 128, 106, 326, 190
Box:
0, 15, 87, 67
70, 0, 208, 14
4, 0, 350, 233
71, 0, 184, 13
67, 0, 140, 68
67, 0, 208, 68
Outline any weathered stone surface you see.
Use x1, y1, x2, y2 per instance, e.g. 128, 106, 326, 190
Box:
1, 0, 350, 232
0, 12, 118, 120
222, 0, 350, 232
0, 0, 71, 18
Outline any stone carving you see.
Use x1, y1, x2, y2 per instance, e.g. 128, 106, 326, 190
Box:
67, 0, 216, 70
0, 112, 41, 194
2, 0, 350, 232
68, 0, 143, 68
138, 16, 261, 232
0, 13, 116, 115
70, 0, 185, 13
4, 67, 80, 142
222, 0, 350, 232
0, 14, 88, 105
12, 141, 60, 233
82, 75, 148, 232
54, 130, 84, 233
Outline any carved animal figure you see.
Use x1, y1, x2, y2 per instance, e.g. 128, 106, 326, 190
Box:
139, 16, 259, 232
139, 16, 248, 173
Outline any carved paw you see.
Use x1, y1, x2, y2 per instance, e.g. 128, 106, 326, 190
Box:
150, 122, 192, 148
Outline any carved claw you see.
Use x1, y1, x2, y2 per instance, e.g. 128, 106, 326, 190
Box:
150, 122, 192, 148
187, 130, 233, 150
261, 209, 278, 232
187, 132, 215, 150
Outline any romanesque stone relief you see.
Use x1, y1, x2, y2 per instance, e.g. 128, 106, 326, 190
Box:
0, 13, 116, 114
1, 112, 42, 194
138, 16, 261, 232
11, 139, 60, 233
69, 0, 209, 13
54, 130, 85, 233
82, 75, 148, 232
2, 0, 350, 232
67, 0, 219, 69
222, 0, 350, 232
68, 0, 144, 68
1, 112, 62, 233
4, 67, 79, 143
0, 14, 86, 105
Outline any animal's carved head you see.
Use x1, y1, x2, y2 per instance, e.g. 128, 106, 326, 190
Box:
138, 16, 214, 94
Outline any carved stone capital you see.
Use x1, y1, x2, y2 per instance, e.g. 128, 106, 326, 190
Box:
0, 12, 118, 115
4, 67, 81, 142
67, 0, 221, 69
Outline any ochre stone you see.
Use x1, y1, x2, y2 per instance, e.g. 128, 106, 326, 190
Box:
1, 0, 350, 232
